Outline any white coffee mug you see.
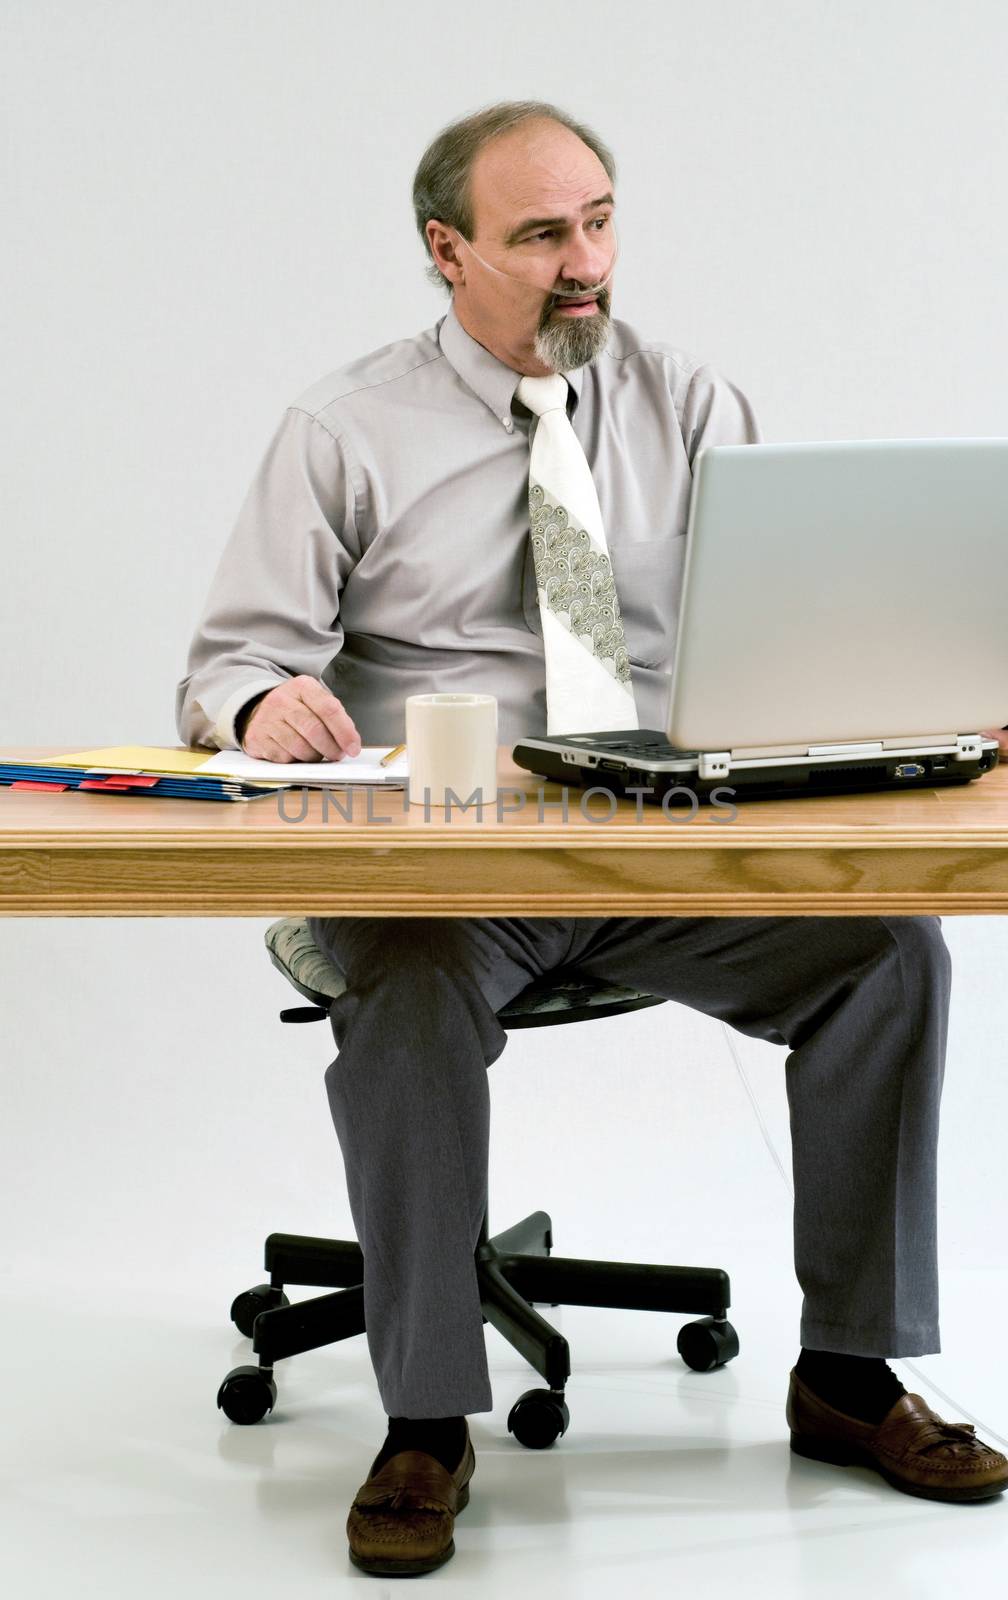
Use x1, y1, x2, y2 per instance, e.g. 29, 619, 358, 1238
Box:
405, 693, 498, 808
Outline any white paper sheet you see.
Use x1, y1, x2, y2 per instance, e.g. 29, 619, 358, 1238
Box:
196, 745, 409, 786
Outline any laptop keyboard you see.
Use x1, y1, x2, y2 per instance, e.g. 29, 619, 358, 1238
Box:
566, 733, 681, 757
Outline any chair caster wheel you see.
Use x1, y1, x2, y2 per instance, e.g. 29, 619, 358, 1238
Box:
507, 1388, 569, 1449
217, 1365, 277, 1424
677, 1316, 740, 1372
230, 1284, 290, 1339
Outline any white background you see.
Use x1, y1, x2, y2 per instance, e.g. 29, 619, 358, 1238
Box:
2, 2, 1007, 1591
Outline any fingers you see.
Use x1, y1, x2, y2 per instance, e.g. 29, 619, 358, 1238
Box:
296, 677, 362, 758
241, 676, 362, 763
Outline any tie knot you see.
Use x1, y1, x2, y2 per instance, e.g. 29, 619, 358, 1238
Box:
515, 373, 570, 418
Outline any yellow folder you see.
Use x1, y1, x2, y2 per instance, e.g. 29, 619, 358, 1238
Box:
38, 745, 247, 777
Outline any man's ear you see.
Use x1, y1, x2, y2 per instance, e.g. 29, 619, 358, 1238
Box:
429, 222, 470, 291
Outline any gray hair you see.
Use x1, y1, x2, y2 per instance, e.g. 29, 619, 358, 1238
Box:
412, 100, 617, 297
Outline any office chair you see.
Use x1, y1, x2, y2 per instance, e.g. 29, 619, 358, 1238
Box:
217, 916, 740, 1448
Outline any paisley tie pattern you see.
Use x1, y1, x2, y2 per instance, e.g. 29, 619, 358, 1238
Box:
516, 372, 639, 734
529, 485, 632, 687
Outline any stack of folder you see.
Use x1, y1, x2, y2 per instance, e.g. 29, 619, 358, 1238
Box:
0, 745, 408, 803
0, 746, 289, 802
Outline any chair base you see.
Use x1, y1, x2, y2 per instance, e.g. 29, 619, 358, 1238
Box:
217, 1210, 740, 1442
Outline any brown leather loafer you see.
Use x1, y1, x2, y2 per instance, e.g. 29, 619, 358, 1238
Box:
787, 1368, 1008, 1502
346, 1423, 475, 1576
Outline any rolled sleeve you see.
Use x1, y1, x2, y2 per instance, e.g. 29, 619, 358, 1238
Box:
175, 407, 361, 750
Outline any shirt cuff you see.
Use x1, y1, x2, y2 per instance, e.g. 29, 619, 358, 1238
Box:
212, 677, 284, 751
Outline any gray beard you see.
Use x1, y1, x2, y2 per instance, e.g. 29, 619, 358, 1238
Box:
533, 294, 612, 372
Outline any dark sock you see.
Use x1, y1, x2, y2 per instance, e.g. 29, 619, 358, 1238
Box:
372, 1414, 468, 1475
796, 1348, 907, 1424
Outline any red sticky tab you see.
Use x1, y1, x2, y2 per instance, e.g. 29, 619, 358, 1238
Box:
10, 780, 71, 791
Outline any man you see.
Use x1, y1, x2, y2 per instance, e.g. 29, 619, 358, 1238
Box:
176, 100, 1008, 1578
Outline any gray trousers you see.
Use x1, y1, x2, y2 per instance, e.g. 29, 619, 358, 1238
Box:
305, 913, 952, 1419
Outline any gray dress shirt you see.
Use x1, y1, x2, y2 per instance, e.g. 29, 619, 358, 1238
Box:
175, 300, 762, 750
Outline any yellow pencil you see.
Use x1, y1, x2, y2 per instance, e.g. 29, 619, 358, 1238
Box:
379, 742, 407, 767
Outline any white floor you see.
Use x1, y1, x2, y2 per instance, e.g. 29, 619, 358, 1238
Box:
3, 919, 1006, 1592
2, 1264, 1006, 1597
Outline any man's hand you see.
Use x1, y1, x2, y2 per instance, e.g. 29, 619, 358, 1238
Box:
981, 727, 1008, 757
240, 675, 362, 763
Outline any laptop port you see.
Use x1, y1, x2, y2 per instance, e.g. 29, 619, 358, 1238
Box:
895, 763, 925, 778
600, 759, 624, 772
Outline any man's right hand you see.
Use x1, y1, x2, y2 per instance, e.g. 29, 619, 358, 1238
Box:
239, 675, 362, 762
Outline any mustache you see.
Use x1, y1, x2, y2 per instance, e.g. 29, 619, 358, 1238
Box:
550, 288, 608, 307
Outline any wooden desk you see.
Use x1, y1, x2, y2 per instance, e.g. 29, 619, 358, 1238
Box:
1, 745, 1006, 917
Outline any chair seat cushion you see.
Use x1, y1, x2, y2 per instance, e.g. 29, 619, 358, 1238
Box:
265, 917, 665, 1023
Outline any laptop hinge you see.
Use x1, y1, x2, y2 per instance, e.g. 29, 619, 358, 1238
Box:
953, 734, 984, 762
722, 740, 883, 766
706, 737, 986, 777
806, 740, 884, 757
807, 736, 983, 762
698, 751, 732, 780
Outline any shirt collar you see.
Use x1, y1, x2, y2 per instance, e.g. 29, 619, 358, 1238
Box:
437, 298, 585, 428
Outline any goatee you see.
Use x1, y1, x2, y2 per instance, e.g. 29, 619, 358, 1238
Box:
533, 291, 612, 373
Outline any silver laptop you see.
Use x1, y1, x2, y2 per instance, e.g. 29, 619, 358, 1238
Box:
513, 439, 1006, 804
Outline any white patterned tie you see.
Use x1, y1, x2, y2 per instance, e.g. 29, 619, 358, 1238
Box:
516, 373, 639, 734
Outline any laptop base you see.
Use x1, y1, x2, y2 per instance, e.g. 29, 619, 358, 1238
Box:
512, 730, 999, 806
